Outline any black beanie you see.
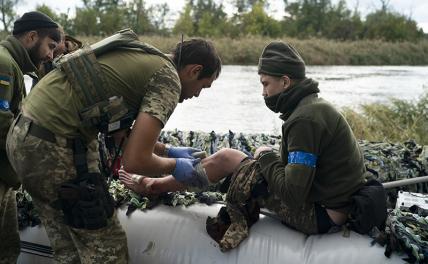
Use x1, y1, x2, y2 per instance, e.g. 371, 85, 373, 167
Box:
258, 41, 305, 79
13, 11, 58, 35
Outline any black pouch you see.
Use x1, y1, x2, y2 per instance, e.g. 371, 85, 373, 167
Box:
57, 172, 114, 230
348, 179, 387, 234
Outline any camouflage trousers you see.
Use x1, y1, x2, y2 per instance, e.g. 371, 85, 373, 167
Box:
0, 180, 20, 264
229, 158, 319, 235
207, 159, 260, 251
257, 193, 318, 235
6, 116, 128, 264
207, 159, 319, 251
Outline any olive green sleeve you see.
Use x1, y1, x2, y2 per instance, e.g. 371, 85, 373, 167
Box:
0, 72, 14, 150
259, 119, 324, 207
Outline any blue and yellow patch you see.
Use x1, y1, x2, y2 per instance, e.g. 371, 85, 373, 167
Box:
0, 99, 10, 110
288, 151, 318, 168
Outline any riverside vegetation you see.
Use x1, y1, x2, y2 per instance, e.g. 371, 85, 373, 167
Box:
74, 35, 428, 66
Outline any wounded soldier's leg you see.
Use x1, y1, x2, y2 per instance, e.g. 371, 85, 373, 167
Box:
120, 148, 248, 194
202, 148, 248, 183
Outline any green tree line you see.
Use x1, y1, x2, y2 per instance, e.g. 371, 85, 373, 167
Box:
1, 0, 425, 42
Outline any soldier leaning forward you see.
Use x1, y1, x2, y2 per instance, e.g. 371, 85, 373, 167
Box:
0, 11, 60, 264
6, 29, 221, 263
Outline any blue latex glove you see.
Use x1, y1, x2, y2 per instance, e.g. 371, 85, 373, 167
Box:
167, 146, 202, 159
172, 158, 204, 186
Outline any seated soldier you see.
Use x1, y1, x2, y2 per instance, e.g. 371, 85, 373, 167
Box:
120, 41, 368, 236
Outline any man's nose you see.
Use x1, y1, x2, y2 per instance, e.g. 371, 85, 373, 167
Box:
47, 51, 54, 61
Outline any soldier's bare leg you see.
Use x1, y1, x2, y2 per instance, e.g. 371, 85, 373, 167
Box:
120, 148, 247, 194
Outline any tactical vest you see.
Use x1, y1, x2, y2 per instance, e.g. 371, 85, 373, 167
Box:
55, 28, 173, 133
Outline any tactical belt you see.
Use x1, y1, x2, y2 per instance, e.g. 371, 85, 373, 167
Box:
16, 115, 73, 148
15, 115, 90, 174
15, 115, 114, 230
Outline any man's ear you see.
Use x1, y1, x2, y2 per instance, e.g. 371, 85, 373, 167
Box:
27, 31, 39, 42
190, 65, 203, 79
282, 75, 291, 90
23, 31, 39, 48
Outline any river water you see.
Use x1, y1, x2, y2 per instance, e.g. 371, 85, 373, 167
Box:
164, 65, 428, 134
25, 65, 428, 134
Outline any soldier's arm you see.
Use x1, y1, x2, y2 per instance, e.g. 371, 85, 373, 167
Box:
0, 72, 14, 150
122, 63, 180, 177
258, 119, 322, 207
122, 112, 176, 176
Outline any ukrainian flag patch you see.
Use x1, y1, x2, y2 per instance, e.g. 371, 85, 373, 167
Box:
0, 99, 10, 110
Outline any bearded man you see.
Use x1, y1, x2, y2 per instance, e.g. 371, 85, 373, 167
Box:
0, 11, 60, 263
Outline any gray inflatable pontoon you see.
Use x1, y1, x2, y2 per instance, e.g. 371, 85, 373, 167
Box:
18, 204, 404, 263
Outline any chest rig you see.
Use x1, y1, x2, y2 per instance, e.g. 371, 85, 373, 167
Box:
55, 28, 172, 134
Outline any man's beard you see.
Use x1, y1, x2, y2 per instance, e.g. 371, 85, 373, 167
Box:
28, 40, 43, 67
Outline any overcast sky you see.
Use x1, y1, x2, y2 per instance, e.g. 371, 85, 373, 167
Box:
16, 0, 428, 32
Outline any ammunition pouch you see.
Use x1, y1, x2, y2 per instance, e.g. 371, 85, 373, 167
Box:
79, 96, 133, 134
57, 172, 114, 230
54, 136, 114, 230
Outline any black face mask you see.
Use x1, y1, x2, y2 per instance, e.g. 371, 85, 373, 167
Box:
263, 78, 321, 116
264, 92, 282, 113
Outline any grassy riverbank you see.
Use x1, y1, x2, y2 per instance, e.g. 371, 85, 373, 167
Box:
76, 35, 428, 65
342, 92, 428, 145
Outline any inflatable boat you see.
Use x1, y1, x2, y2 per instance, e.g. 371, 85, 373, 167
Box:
18, 203, 405, 264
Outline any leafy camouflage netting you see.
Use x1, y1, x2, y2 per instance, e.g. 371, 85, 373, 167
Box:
375, 207, 428, 263
16, 130, 428, 262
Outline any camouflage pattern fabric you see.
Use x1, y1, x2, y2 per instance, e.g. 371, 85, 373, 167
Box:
257, 194, 318, 235
375, 207, 428, 263
0, 182, 20, 264
360, 140, 428, 208
139, 63, 180, 126
207, 159, 260, 252
6, 117, 128, 264
58, 47, 106, 107
0, 35, 37, 264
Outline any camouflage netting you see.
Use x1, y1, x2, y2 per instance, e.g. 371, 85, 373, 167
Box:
16, 130, 428, 262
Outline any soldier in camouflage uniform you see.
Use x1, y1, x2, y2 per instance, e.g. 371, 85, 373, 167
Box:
6, 28, 221, 263
0, 11, 60, 263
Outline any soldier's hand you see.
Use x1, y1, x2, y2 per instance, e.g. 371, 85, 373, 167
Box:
167, 146, 202, 159
254, 146, 273, 159
172, 158, 203, 185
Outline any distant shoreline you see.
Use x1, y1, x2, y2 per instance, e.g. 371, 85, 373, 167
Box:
76, 35, 428, 66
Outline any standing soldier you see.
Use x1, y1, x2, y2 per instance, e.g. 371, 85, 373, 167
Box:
0, 11, 60, 264
6, 29, 221, 263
